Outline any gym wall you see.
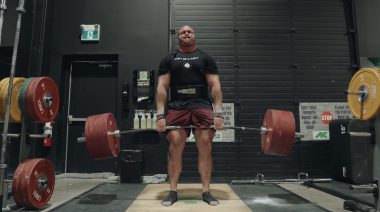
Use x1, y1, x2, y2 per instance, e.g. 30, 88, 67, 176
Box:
44, 0, 169, 173
355, 0, 380, 58
0, 0, 361, 181
170, 0, 353, 181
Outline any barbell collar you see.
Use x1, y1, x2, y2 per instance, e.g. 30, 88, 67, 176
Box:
0, 0, 7, 10
16, 0, 26, 13
77, 137, 86, 143
345, 89, 367, 96
349, 131, 373, 137
349, 184, 377, 191
295, 132, 304, 138
259, 127, 272, 135
3, 179, 12, 183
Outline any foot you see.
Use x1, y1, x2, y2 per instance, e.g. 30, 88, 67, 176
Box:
161, 191, 177, 206
202, 191, 219, 206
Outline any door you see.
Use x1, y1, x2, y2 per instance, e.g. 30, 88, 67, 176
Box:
65, 60, 118, 173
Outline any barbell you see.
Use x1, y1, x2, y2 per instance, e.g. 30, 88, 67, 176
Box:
77, 67, 380, 160
78, 109, 302, 159
79, 108, 373, 160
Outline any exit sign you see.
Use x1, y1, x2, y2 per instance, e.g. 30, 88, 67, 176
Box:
80, 24, 100, 41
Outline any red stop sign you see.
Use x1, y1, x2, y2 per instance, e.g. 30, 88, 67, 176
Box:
320, 111, 333, 125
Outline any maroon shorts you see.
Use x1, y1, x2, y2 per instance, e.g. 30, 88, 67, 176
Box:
166, 108, 214, 137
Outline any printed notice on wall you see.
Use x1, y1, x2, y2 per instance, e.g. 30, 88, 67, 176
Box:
187, 103, 235, 142
299, 102, 353, 141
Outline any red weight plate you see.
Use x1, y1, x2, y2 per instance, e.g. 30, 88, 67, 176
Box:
20, 159, 40, 209
34, 77, 60, 122
26, 77, 60, 123
20, 158, 55, 209
85, 113, 120, 159
24, 78, 39, 121
12, 159, 31, 207
261, 109, 296, 156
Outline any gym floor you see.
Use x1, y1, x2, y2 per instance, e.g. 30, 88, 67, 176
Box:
6, 174, 375, 212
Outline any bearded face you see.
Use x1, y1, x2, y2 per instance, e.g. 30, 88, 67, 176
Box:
178, 26, 195, 47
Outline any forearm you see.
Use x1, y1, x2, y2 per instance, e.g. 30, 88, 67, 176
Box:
156, 86, 167, 115
211, 85, 223, 113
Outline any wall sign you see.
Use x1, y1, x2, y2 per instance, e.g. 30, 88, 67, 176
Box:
299, 102, 353, 141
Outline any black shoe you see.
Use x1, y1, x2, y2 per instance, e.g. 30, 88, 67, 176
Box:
202, 191, 219, 206
161, 191, 177, 206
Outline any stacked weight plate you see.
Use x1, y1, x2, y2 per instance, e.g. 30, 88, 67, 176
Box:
85, 113, 120, 159
261, 109, 296, 156
12, 158, 55, 209
0, 77, 26, 123
0, 77, 60, 123
18, 77, 60, 123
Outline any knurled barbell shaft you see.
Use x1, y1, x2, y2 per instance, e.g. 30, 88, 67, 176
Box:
109, 125, 264, 137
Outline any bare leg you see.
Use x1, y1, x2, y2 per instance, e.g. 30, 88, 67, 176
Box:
195, 129, 219, 206
167, 129, 187, 191
161, 129, 187, 206
194, 129, 215, 192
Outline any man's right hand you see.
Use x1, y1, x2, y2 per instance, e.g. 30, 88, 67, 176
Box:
156, 118, 166, 132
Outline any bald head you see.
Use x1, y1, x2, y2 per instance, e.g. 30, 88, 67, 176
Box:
177, 25, 196, 52
178, 25, 195, 35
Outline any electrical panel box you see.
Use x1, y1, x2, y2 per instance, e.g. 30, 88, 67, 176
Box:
133, 69, 155, 106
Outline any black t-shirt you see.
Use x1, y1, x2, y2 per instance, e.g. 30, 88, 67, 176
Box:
158, 49, 219, 109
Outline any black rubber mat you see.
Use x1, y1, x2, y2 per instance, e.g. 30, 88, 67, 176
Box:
230, 184, 330, 212
52, 183, 146, 212
307, 180, 375, 207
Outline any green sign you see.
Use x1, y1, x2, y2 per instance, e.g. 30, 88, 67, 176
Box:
313, 131, 329, 140
80, 24, 100, 41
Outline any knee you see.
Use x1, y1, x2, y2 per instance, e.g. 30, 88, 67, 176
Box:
196, 138, 212, 150
169, 142, 184, 152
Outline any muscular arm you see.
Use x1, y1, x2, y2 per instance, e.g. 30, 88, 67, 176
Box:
206, 74, 223, 113
156, 73, 171, 115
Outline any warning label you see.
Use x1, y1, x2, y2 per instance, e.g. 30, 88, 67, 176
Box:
320, 111, 333, 125
299, 102, 353, 141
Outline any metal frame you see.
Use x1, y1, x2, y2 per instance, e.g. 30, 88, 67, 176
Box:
63, 60, 118, 173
